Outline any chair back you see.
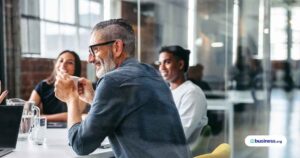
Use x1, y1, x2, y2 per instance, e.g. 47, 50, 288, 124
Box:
191, 124, 212, 156
194, 143, 231, 158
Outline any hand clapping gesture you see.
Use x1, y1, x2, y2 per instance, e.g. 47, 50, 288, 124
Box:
0, 80, 8, 103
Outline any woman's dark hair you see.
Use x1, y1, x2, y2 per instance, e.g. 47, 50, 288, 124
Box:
46, 50, 81, 84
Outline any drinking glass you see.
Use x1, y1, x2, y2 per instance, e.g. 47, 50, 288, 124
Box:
30, 116, 47, 145
7, 99, 40, 140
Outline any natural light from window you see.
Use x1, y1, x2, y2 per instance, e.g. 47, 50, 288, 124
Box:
21, 0, 104, 60
271, 7, 287, 60
291, 7, 300, 60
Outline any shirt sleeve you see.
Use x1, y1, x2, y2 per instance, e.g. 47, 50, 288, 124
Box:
34, 81, 45, 96
178, 89, 207, 139
68, 76, 142, 155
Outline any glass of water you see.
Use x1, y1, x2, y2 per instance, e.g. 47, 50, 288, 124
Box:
7, 99, 40, 140
31, 116, 47, 145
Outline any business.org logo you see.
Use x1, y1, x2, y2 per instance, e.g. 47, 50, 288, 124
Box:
245, 135, 287, 147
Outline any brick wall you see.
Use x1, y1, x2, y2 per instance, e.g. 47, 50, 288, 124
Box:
20, 57, 87, 100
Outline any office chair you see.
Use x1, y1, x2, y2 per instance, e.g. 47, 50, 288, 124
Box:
191, 124, 212, 156
194, 143, 231, 158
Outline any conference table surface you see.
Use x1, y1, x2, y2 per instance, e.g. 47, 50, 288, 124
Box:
6, 128, 114, 158
6, 90, 255, 158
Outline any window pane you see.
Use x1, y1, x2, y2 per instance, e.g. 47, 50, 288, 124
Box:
271, 44, 287, 60
28, 0, 40, 17
61, 25, 77, 51
41, 22, 61, 58
28, 19, 41, 54
22, 0, 105, 59
292, 7, 300, 31
271, 7, 287, 60
79, 0, 90, 26
292, 7, 300, 60
292, 44, 300, 60
40, 0, 45, 19
79, 0, 103, 27
90, 1, 101, 27
44, 0, 59, 21
271, 8, 286, 30
20, 0, 28, 15
60, 0, 75, 24
292, 31, 300, 43
271, 31, 287, 43
79, 28, 90, 60
21, 0, 39, 17
21, 19, 29, 53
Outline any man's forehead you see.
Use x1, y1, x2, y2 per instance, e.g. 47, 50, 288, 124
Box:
159, 52, 176, 60
89, 31, 105, 44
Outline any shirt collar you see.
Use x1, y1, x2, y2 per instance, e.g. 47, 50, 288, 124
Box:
119, 57, 138, 67
96, 57, 138, 85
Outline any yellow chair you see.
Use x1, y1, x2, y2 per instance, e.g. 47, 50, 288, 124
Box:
191, 125, 212, 156
194, 143, 231, 158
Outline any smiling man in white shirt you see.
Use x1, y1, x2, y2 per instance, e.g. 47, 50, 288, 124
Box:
158, 45, 208, 151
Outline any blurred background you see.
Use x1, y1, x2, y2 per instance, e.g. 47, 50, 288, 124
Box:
0, 0, 299, 157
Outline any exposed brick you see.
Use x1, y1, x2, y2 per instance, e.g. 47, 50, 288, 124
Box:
21, 58, 87, 100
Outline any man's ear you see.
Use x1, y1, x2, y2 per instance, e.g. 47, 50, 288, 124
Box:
179, 60, 185, 71
113, 40, 124, 58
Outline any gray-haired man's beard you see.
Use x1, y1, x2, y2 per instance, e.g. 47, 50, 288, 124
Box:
96, 51, 116, 78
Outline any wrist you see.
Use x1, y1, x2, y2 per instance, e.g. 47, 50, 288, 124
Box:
66, 96, 79, 106
88, 97, 93, 105
67, 98, 82, 128
88, 90, 95, 104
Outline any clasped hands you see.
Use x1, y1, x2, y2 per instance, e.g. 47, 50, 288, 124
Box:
54, 71, 94, 105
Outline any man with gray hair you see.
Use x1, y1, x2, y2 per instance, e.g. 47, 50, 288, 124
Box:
54, 19, 191, 158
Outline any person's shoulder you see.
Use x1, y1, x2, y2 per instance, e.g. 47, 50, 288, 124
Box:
184, 81, 205, 95
101, 69, 129, 84
106, 60, 159, 81
185, 80, 201, 90
36, 80, 53, 89
34, 80, 53, 94
39, 80, 51, 86
121, 61, 154, 74
35, 80, 45, 87
123, 58, 158, 73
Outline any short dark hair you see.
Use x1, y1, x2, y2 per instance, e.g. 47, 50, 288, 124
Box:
92, 19, 136, 57
159, 45, 190, 72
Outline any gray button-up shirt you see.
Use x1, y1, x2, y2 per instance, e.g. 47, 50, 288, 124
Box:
68, 58, 191, 158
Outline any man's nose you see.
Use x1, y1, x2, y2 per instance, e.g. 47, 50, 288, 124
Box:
159, 63, 165, 70
88, 53, 95, 63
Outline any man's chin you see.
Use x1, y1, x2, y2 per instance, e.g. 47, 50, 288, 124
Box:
162, 76, 169, 80
95, 65, 116, 78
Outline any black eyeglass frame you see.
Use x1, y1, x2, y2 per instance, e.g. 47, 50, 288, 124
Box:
89, 40, 116, 56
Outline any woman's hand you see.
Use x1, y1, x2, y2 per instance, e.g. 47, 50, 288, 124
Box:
0, 80, 8, 103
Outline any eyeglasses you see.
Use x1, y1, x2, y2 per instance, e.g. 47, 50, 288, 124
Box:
89, 40, 116, 56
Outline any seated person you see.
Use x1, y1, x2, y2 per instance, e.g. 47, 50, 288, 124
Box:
0, 80, 8, 103
188, 64, 211, 91
29, 50, 86, 122
158, 45, 208, 149
54, 19, 191, 157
